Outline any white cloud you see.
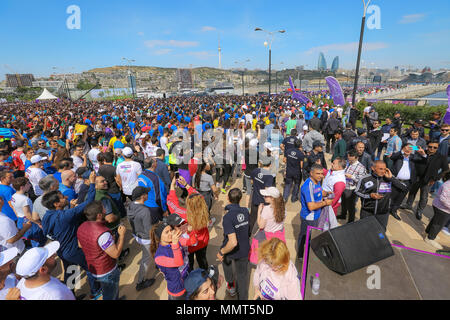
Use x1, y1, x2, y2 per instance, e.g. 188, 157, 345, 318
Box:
137, 32, 144, 36
153, 48, 173, 55
305, 42, 388, 55
187, 51, 217, 59
399, 14, 425, 24
144, 40, 199, 48
201, 26, 216, 32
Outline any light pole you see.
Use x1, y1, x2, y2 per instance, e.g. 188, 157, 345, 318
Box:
352, 0, 372, 107
234, 59, 250, 96
255, 27, 285, 96
122, 57, 136, 98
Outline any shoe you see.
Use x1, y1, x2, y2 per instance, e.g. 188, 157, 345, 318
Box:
136, 278, 155, 291
424, 237, 443, 250
415, 211, 422, 221
391, 212, 401, 221
336, 215, 346, 220
118, 264, 126, 272
221, 188, 226, 194
400, 204, 412, 211
226, 182, 231, 187
242, 188, 247, 194
119, 248, 130, 261
90, 292, 103, 300
226, 282, 237, 297
442, 227, 450, 236
208, 217, 216, 228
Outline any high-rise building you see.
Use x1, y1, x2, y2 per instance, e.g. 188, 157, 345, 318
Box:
318, 52, 327, 71
331, 56, 339, 72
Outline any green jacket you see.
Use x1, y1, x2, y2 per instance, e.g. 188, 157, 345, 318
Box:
332, 139, 347, 162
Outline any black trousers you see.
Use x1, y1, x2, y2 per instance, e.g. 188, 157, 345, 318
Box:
341, 189, 357, 223
349, 118, 357, 131
426, 206, 450, 240
188, 246, 208, 271
360, 209, 389, 231
325, 133, 336, 153
406, 181, 430, 214
390, 181, 410, 215
249, 204, 259, 237
222, 256, 249, 300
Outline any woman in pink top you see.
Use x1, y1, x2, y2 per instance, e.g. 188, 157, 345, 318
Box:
424, 171, 450, 250
253, 238, 302, 300
257, 187, 286, 239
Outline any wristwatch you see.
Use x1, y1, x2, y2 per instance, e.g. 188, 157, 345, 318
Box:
218, 250, 224, 256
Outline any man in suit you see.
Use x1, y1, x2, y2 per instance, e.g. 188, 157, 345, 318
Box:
401, 140, 449, 220
389, 143, 427, 221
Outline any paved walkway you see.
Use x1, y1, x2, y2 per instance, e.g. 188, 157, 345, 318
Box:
58, 153, 450, 300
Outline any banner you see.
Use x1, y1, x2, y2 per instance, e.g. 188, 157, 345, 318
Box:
288, 76, 311, 105
444, 85, 450, 125
325, 76, 345, 106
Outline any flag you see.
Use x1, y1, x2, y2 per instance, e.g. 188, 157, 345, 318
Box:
325, 76, 345, 106
288, 77, 312, 105
444, 85, 450, 125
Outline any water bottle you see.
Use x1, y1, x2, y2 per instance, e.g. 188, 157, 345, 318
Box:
312, 273, 320, 295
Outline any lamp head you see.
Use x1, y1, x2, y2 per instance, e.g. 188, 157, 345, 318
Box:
264, 41, 268, 47
278, 30, 286, 33
255, 28, 262, 31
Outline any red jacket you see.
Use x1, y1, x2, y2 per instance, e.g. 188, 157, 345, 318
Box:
166, 186, 209, 253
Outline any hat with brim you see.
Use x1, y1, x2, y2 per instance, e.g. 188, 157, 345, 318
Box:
0, 247, 19, 267
16, 241, 60, 277
260, 186, 281, 198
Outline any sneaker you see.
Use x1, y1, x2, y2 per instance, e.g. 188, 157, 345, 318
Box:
442, 227, 450, 236
221, 188, 226, 194
208, 217, 216, 228
226, 282, 237, 297
226, 182, 231, 187
136, 278, 155, 291
242, 188, 247, 194
90, 292, 103, 300
424, 237, 443, 250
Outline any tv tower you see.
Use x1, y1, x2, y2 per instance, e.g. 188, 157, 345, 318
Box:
218, 34, 222, 69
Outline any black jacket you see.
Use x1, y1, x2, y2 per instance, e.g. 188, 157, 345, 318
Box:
323, 118, 342, 135
349, 108, 360, 121
309, 117, 322, 132
355, 173, 408, 215
343, 129, 357, 151
415, 152, 449, 184
390, 152, 427, 184
368, 129, 383, 155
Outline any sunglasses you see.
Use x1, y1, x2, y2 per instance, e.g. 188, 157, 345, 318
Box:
441, 129, 450, 132
428, 146, 438, 149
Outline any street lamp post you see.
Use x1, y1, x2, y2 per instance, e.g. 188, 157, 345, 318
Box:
234, 59, 250, 96
352, 0, 372, 107
255, 28, 285, 96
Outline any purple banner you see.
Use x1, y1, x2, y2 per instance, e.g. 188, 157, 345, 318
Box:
444, 85, 450, 125
325, 76, 345, 106
288, 76, 311, 105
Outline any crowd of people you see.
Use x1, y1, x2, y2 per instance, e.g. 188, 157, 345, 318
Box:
0, 93, 449, 300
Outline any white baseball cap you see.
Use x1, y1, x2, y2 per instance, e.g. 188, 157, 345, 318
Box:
260, 187, 281, 198
30, 155, 48, 164
16, 241, 60, 277
123, 147, 134, 157
0, 247, 19, 267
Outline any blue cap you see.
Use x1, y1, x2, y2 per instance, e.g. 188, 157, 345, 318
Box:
184, 268, 209, 298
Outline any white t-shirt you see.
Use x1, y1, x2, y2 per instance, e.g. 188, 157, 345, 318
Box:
0, 213, 25, 253
160, 136, 169, 156
0, 274, 18, 300
363, 106, 371, 114
71, 155, 83, 172
261, 205, 284, 233
88, 148, 101, 172
143, 143, 158, 158
11, 193, 32, 219
25, 167, 47, 196
16, 277, 75, 300
116, 160, 142, 195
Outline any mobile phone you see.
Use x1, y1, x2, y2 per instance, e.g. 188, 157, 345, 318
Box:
175, 172, 180, 179
412, 146, 419, 151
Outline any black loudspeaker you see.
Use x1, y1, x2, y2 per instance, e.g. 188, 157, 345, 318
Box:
310, 216, 394, 275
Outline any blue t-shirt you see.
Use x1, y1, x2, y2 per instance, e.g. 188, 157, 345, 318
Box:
59, 184, 77, 203
0, 185, 17, 221
53, 171, 62, 183
300, 178, 323, 220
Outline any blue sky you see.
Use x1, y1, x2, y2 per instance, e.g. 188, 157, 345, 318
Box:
0, 0, 449, 80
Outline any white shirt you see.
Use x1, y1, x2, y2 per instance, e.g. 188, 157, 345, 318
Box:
0, 213, 25, 253
88, 148, 101, 172
16, 277, 75, 300
25, 167, 47, 196
71, 155, 83, 172
364, 106, 371, 114
0, 274, 18, 300
160, 136, 169, 156
396, 157, 411, 180
143, 143, 158, 158
116, 160, 142, 195
11, 193, 32, 219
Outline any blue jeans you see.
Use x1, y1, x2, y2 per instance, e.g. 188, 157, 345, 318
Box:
95, 267, 121, 300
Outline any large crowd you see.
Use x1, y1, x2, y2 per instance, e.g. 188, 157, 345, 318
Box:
0, 93, 449, 300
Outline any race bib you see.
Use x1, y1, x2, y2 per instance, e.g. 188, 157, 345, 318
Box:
260, 278, 278, 300
379, 182, 391, 193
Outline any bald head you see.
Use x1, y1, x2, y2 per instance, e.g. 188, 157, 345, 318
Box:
61, 170, 76, 186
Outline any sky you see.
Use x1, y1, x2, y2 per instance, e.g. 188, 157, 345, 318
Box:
0, 0, 449, 80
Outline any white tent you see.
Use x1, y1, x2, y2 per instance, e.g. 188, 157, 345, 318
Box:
37, 88, 58, 100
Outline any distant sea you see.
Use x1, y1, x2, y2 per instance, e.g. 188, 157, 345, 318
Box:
421, 91, 447, 106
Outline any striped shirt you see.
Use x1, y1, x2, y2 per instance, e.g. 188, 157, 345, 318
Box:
345, 161, 367, 190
